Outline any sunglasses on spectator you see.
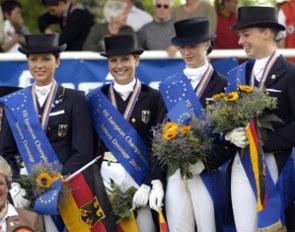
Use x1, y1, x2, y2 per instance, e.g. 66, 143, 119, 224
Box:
155, 4, 170, 9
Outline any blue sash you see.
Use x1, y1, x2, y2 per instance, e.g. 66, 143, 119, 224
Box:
160, 72, 234, 231
226, 60, 254, 93
86, 86, 150, 186
0, 87, 63, 217
0, 87, 59, 171
240, 150, 282, 228
159, 72, 203, 117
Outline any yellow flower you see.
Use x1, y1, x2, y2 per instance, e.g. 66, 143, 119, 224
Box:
224, 92, 239, 102
239, 85, 253, 93
163, 122, 178, 140
52, 173, 63, 182
180, 125, 191, 134
212, 92, 225, 101
35, 173, 53, 189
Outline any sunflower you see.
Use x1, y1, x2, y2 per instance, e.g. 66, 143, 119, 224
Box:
212, 92, 225, 101
239, 85, 253, 93
35, 173, 54, 189
224, 92, 239, 102
163, 127, 178, 140
179, 125, 192, 134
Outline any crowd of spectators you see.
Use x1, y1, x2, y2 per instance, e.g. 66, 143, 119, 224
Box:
0, 0, 292, 58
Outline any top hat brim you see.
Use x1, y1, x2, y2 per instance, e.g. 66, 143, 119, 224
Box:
100, 48, 144, 57
231, 21, 285, 31
171, 34, 215, 46
18, 44, 67, 55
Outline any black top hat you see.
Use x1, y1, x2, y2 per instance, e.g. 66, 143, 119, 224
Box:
231, 6, 285, 31
100, 35, 144, 57
18, 34, 67, 55
171, 18, 215, 46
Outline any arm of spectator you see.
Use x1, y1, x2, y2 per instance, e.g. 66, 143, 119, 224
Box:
166, 45, 178, 57
1, 33, 21, 52
38, 12, 60, 33
83, 24, 102, 51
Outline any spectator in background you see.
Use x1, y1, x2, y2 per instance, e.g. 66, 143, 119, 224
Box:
172, 0, 217, 34
83, 0, 135, 52
38, 0, 94, 51
117, 0, 152, 32
0, 156, 43, 232
0, 6, 5, 45
1, 0, 29, 53
214, 0, 240, 49
137, 0, 177, 56
278, 0, 295, 63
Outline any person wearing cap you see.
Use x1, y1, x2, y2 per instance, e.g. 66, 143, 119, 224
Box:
0, 156, 43, 232
86, 34, 166, 232
226, 6, 295, 231
148, 17, 237, 232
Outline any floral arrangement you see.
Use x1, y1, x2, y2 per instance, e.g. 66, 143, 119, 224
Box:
205, 85, 280, 137
17, 161, 67, 209
108, 180, 137, 221
152, 116, 213, 179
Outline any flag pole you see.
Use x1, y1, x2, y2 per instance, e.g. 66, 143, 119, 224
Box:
65, 156, 101, 182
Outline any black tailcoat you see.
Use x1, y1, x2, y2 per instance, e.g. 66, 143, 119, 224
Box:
0, 85, 94, 178
245, 55, 295, 171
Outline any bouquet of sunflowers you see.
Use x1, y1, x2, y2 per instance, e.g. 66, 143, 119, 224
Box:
205, 85, 280, 138
17, 161, 68, 211
152, 116, 213, 179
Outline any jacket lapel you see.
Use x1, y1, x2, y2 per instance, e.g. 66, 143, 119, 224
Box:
6, 215, 20, 232
264, 55, 286, 88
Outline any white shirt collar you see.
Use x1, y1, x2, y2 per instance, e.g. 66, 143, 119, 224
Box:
183, 63, 209, 89
35, 82, 53, 107
113, 78, 136, 101
253, 55, 271, 82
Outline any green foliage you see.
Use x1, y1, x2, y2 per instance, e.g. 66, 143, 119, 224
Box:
109, 180, 137, 220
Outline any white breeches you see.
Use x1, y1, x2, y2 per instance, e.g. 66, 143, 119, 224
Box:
165, 169, 216, 232
231, 152, 278, 232
101, 161, 156, 232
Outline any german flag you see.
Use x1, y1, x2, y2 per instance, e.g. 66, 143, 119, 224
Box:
59, 164, 117, 231
117, 210, 139, 232
159, 210, 169, 232
246, 119, 266, 212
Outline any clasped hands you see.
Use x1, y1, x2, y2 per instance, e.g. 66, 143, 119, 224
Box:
132, 180, 164, 212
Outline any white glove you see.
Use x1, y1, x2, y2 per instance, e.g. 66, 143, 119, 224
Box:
188, 161, 205, 175
132, 184, 151, 209
149, 180, 164, 212
225, 127, 249, 148
9, 182, 30, 209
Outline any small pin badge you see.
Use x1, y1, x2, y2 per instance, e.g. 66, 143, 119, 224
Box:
55, 99, 62, 104
10, 222, 14, 226
131, 118, 136, 123
271, 75, 276, 80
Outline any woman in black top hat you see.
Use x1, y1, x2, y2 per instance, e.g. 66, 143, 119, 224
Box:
0, 33, 96, 231
225, 6, 295, 231
86, 34, 166, 232
148, 17, 237, 232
